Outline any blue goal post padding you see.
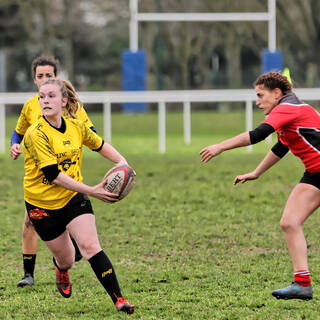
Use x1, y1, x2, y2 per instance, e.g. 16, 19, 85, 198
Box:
122, 50, 147, 113
262, 49, 283, 73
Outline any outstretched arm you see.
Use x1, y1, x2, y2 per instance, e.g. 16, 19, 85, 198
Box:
233, 150, 281, 185
200, 132, 251, 162
200, 123, 275, 163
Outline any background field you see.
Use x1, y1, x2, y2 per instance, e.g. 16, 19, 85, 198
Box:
1, 111, 320, 319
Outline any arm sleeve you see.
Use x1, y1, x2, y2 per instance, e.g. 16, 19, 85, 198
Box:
23, 130, 58, 169
271, 140, 289, 158
92, 140, 104, 152
10, 130, 24, 146
249, 123, 275, 144
41, 164, 61, 182
76, 105, 94, 128
90, 126, 97, 133
80, 121, 103, 150
15, 101, 31, 135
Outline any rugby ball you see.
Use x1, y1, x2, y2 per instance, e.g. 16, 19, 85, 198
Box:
103, 165, 135, 200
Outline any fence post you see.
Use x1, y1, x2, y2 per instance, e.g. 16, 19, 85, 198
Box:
158, 101, 166, 153
103, 101, 111, 143
0, 104, 5, 153
183, 100, 191, 145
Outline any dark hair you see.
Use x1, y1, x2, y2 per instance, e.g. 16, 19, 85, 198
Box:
254, 71, 292, 95
31, 55, 60, 79
40, 78, 80, 119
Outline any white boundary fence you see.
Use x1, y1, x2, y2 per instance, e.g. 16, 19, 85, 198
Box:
1, 88, 320, 154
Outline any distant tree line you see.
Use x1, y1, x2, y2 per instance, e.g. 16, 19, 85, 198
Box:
1, 0, 320, 92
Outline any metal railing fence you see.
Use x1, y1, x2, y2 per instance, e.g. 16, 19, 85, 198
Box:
1, 88, 320, 153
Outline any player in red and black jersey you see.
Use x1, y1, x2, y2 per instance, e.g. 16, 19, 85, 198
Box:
200, 71, 320, 300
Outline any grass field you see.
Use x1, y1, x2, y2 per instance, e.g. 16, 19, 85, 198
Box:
1, 111, 320, 319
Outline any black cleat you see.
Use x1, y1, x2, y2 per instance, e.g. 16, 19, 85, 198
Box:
17, 273, 34, 288
272, 282, 313, 300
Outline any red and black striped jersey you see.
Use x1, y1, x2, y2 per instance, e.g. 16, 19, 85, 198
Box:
263, 93, 320, 173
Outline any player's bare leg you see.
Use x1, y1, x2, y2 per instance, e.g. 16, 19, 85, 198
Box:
272, 183, 320, 300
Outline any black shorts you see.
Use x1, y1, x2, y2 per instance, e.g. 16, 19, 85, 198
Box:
25, 193, 94, 241
300, 171, 320, 189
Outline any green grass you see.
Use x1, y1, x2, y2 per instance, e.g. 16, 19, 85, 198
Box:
1, 111, 319, 319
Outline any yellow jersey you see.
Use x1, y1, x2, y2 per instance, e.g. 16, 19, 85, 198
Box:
16, 94, 94, 135
23, 116, 103, 209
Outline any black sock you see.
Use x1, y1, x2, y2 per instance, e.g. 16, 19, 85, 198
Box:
88, 250, 122, 304
71, 238, 82, 262
23, 254, 36, 277
52, 256, 68, 272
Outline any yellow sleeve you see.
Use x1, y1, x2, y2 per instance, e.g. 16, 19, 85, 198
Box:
24, 129, 57, 169
15, 101, 31, 135
76, 104, 94, 129
80, 121, 103, 150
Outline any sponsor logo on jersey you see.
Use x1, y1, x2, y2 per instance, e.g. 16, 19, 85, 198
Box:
63, 140, 71, 146
56, 152, 67, 159
42, 177, 53, 185
71, 149, 80, 156
29, 208, 49, 219
60, 159, 76, 171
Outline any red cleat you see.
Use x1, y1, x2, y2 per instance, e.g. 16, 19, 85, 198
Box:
115, 297, 134, 314
53, 258, 72, 298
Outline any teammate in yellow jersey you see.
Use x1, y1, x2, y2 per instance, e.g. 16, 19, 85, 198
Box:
10, 56, 96, 287
23, 78, 134, 314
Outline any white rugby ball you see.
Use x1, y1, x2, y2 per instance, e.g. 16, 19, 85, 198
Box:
104, 165, 135, 200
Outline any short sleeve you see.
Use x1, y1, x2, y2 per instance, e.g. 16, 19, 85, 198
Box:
80, 121, 103, 150
76, 105, 94, 128
24, 129, 57, 169
16, 102, 30, 135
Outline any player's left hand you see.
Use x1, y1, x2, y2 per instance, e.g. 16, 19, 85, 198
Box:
233, 172, 259, 185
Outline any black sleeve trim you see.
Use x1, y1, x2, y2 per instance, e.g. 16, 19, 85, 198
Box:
249, 123, 275, 144
41, 164, 61, 182
271, 141, 289, 158
92, 140, 104, 152
90, 126, 97, 133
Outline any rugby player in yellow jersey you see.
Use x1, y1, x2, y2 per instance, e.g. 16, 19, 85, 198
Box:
22, 78, 134, 314
10, 56, 96, 287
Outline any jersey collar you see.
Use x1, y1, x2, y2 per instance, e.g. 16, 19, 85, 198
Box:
43, 116, 66, 133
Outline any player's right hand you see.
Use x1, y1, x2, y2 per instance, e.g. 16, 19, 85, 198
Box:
199, 144, 223, 162
90, 183, 120, 204
10, 144, 21, 160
